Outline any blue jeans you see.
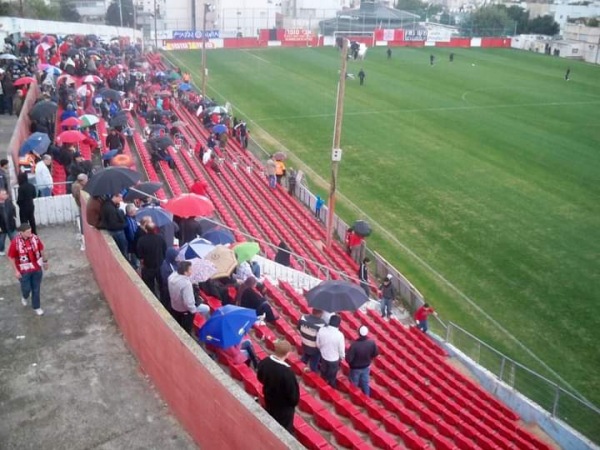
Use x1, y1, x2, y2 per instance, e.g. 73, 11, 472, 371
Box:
109, 230, 128, 257
37, 187, 52, 197
268, 175, 277, 188
20, 270, 43, 309
381, 298, 393, 317
349, 366, 371, 396
417, 319, 429, 333
301, 351, 321, 373
0, 230, 17, 252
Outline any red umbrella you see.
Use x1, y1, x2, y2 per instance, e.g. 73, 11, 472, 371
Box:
14, 77, 36, 87
61, 117, 82, 128
82, 74, 103, 84
164, 194, 215, 218
57, 130, 87, 145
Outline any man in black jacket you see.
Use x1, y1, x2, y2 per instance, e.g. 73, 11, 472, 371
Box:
99, 192, 127, 256
257, 340, 299, 434
357, 257, 370, 297
346, 326, 378, 397
0, 188, 17, 255
136, 218, 167, 296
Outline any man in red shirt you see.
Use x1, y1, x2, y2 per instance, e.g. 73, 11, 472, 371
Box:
414, 303, 437, 333
7, 223, 48, 316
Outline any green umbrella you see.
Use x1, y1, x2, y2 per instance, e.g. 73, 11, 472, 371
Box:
80, 114, 100, 127
168, 72, 181, 81
233, 242, 260, 264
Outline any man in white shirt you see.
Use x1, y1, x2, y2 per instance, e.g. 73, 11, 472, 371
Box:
34, 154, 53, 197
316, 315, 345, 388
168, 261, 210, 334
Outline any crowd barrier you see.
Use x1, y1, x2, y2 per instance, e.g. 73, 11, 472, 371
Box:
80, 193, 301, 450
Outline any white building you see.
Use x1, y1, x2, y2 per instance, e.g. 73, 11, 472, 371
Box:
550, 1, 600, 31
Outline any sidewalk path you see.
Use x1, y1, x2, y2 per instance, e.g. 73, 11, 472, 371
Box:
0, 113, 196, 449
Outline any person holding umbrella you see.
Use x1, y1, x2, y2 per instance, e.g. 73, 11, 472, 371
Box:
257, 340, 300, 434
99, 192, 127, 257
16, 173, 37, 235
316, 315, 345, 388
169, 261, 210, 334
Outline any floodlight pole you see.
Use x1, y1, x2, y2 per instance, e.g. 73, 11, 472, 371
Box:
326, 38, 349, 249
201, 3, 211, 100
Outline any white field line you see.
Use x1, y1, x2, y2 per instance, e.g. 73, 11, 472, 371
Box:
241, 49, 271, 64
165, 51, 590, 401
251, 99, 600, 122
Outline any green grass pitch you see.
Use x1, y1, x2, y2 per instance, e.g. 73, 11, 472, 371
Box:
165, 47, 600, 406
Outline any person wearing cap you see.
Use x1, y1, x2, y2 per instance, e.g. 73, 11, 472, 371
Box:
379, 274, 397, 320
316, 315, 345, 388
298, 308, 326, 372
414, 303, 438, 333
257, 340, 299, 434
7, 222, 48, 316
168, 260, 210, 333
346, 326, 379, 396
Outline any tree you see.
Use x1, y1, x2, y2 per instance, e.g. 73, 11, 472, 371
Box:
0, 2, 17, 16
528, 15, 560, 35
438, 12, 456, 26
460, 6, 514, 36
59, 0, 81, 22
395, 0, 442, 21
506, 5, 530, 34
24, 0, 60, 20
106, 0, 135, 27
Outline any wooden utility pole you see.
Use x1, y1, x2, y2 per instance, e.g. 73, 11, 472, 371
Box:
326, 38, 349, 248
201, 3, 210, 99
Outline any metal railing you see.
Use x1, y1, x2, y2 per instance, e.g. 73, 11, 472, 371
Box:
442, 322, 600, 444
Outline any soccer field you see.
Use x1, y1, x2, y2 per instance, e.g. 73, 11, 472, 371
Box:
166, 47, 600, 405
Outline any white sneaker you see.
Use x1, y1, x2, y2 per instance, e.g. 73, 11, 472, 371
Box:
0, 251, 5, 256
80, 243, 86, 252
34, 308, 44, 316
21, 297, 28, 307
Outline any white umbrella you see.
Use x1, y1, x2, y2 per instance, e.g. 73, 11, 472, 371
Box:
0, 53, 18, 60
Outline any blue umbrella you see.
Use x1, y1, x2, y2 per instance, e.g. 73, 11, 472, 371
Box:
136, 206, 173, 227
101, 149, 120, 160
178, 83, 191, 91
20, 132, 50, 156
212, 124, 227, 134
198, 305, 257, 349
178, 237, 215, 261
44, 66, 62, 76
202, 228, 234, 245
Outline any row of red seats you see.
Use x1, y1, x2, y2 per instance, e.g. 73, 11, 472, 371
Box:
129, 113, 166, 200
275, 280, 549, 449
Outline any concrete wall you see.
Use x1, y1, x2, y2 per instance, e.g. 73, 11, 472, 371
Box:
7, 81, 38, 181
0, 17, 142, 42
80, 195, 301, 450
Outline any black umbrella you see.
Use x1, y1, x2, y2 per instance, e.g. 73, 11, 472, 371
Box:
123, 181, 163, 202
29, 100, 58, 122
84, 167, 141, 196
66, 48, 81, 57
149, 136, 174, 151
109, 114, 129, 128
98, 88, 122, 102
306, 280, 368, 312
352, 220, 372, 237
